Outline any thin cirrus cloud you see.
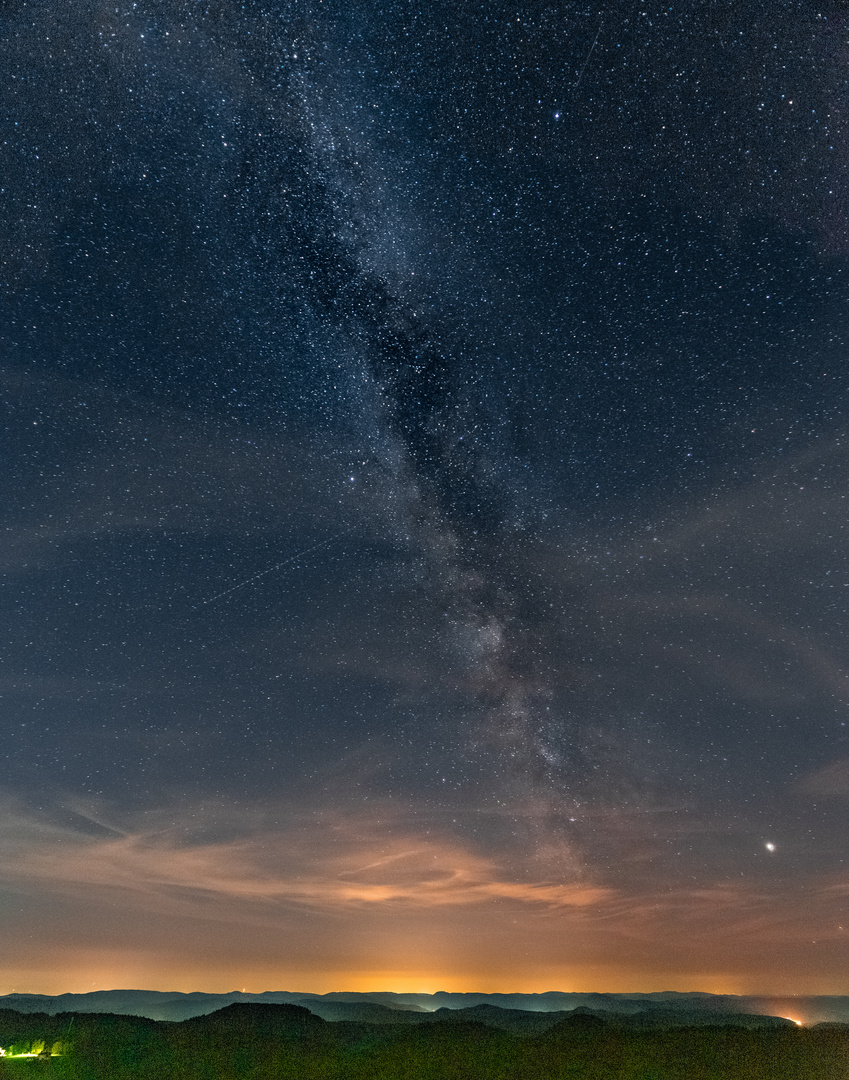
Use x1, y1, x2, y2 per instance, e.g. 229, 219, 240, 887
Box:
794, 757, 849, 797
2, 810, 611, 915
3, 799, 849, 994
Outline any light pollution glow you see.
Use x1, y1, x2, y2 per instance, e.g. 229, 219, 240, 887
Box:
2, 797, 848, 1000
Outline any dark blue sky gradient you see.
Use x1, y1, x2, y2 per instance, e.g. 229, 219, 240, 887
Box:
2, 0, 849, 993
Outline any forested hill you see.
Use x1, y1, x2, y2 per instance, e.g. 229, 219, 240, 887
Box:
1, 1002, 849, 1080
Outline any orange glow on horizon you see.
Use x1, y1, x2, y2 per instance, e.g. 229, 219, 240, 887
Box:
2, 959, 844, 1000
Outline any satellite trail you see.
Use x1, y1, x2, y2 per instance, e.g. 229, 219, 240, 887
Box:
198, 535, 337, 607
573, 20, 602, 91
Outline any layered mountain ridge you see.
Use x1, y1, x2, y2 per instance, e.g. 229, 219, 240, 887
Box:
2, 990, 846, 1027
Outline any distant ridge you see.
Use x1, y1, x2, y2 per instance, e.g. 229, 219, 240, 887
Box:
1, 990, 846, 1026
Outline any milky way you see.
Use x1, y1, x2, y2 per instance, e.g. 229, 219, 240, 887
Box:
3, 0, 849, 993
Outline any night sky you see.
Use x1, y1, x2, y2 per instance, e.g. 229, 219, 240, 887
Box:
3, 0, 849, 995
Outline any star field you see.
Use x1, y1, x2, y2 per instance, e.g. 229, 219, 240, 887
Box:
2, 0, 849, 993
